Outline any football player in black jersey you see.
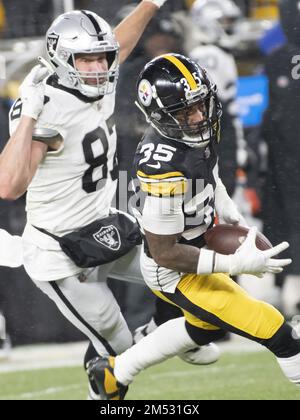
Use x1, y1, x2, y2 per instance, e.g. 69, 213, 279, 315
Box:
88, 54, 298, 399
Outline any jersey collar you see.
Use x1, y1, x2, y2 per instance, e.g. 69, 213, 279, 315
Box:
46, 75, 104, 103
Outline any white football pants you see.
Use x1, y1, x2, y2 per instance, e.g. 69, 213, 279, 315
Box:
31, 247, 144, 357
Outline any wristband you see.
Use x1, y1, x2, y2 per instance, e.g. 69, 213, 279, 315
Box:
143, 0, 167, 8
197, 249, 232, 275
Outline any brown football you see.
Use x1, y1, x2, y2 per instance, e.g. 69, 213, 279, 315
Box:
204, 224, 272, 255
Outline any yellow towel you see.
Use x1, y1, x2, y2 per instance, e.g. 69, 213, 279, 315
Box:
251, 0, 279, 20
0, 0, 6, 32
184, 0, 196, 10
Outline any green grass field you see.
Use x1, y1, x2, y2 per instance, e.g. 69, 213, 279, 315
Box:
0, 351, 299, 400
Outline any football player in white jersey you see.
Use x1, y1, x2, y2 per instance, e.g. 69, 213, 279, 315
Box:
0, 1, 170, 400
86, 55, 300, 400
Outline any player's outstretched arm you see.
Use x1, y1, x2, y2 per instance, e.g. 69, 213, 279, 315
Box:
0, 117, 47, 200
0, 66, 48, 200
199, 227, 292, 277
145, 227, 292, 277
114, 0, 169, 64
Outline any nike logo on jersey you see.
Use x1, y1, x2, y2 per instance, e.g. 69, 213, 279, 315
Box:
147, 162, 162, 169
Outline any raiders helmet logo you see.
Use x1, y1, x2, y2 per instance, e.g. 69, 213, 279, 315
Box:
93, 225, 121, 251
47, 32, 60, 58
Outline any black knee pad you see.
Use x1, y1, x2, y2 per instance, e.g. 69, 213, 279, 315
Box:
263, 322, 300, 358
154, 297, 182, 326
185, 321, 227, 346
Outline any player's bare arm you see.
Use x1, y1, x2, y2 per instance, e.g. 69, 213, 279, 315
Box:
145, 229, 201, 273
114, 0, 168, 64
0, 65, 49, 200
0, 117, 48, 200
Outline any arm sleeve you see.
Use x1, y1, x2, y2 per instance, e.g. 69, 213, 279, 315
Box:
142, 195, 185, 235
9, 98, 61, 139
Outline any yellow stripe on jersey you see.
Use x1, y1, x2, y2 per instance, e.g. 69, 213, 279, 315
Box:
163, 55, 198, 90
137, 170, 184, 181
140, 180, 187, 197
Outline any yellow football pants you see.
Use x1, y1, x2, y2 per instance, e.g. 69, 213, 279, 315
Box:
153, 273, 284, 341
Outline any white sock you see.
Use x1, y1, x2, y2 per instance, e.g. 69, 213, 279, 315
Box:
114, 317, 196, 385
146, 317, 158, 334
277, 352, 300, 386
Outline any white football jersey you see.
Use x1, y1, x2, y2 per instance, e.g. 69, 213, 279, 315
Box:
9, 76, 118, 280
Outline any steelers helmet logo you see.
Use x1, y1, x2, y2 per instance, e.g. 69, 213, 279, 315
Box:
138, 79, 153, 107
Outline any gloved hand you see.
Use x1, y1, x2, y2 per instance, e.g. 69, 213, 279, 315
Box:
230, 227, 291, 276
20, 65, 49, 120
143, 0, 168, 8
215, 180, 247, 227
215, 227, 292, 277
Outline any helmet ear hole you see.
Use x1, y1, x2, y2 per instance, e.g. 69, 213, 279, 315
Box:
68, 56, 74, 68
106, 51, 117, 69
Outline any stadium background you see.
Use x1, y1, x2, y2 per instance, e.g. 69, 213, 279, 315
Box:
0, 0, 300, 400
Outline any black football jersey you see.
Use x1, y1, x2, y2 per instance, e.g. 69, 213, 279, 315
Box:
133, 127, 219, 253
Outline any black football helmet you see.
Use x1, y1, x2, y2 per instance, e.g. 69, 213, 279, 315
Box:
136, 53, 222, 147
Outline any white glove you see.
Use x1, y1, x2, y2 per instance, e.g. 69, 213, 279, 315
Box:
0, 229, 23, 268
143, 0, 168, 8
217, 227, 291, 276
215, 181, 247, 226
198, 227, 292, 277
20, 65, 49, 120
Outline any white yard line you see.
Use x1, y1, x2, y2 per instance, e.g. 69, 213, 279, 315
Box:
2, 384, 82, 400
0, 359, 82, 373
0, 341, 87, 373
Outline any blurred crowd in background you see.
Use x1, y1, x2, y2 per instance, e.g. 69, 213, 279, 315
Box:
1, 0, 300, 356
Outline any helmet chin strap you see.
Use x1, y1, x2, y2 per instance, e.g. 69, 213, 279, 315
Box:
151, 121, 211, 149
189, 141, 210, 149
173, 112, 212, 147
181, 132, 211, 148
77, 82, 104, 98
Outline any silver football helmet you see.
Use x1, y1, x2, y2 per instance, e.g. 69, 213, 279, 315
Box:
190, 0, 242, 49
45, 10, 119, 98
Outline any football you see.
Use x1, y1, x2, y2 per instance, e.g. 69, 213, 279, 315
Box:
204, 224, 272, 255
